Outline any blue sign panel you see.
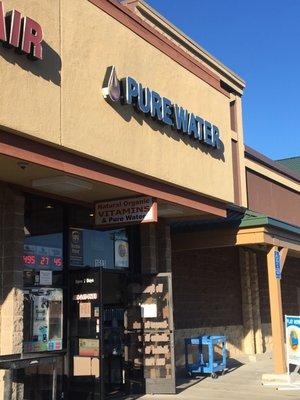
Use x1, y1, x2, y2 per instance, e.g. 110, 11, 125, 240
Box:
274, 250, 281, 279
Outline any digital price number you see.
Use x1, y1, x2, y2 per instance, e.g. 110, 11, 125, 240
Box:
23, 254, 63, 269
23, 255, 36, 265
53, 257, 62, 268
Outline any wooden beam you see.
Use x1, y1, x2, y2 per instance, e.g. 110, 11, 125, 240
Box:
264, 233, 300, 253
172, 227, 267, 252
280, 248, 288, 272
266, 246, 286, 374
172, 226, 300, 253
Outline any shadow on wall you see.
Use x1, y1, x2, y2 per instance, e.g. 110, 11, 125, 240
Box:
110, 101, 225, 162
101, 74, 225, 162
0, 41, 61, 86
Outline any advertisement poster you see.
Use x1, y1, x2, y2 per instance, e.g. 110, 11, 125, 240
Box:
79, 338, 99, 356
286, 315, 300, 365
69, 229, 83, 267
79, 302, 92, 318
114, 240, 129, 268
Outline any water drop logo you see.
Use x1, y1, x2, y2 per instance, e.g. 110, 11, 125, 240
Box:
102, 65, 121, 102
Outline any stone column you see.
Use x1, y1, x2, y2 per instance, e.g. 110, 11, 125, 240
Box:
140, 221, 175, 394
239, 247, 263, 356
140, 220, 172, 274
140, 223, 157, 274
249, 251, 263, 354
157, 221, 171, 273
0, 185, 25, 400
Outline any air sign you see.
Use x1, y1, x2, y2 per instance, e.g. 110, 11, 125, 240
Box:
0, 1, 43, 60
103, 66, 221, 149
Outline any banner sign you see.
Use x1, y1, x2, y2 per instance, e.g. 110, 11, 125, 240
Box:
95, 196, 157, 226
286, 315, 300, 365
274, 250, 281, 279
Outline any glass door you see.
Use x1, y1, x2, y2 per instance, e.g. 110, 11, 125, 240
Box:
66, 222, 132, 399
69, 268, 102, 400
102, 271, 127, 397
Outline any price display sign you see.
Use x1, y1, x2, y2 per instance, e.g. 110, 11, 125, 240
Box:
23, 244, 63, 270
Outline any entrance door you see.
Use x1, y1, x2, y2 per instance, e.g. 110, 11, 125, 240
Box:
102, 271, 127, 397
69, 268, 129, 400
69, 268, 102, 400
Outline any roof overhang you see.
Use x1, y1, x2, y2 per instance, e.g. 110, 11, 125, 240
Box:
172, 211, 300, 256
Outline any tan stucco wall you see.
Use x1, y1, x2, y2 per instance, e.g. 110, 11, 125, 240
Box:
234, 96, 248, 206
0, 0, 246, 204
0, 0, 61, 144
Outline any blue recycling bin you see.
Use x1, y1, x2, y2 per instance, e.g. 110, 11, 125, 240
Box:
185, 335, 227, 379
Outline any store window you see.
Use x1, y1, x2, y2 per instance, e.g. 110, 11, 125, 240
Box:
23, 196, 64, 353
68, 204, 129, 270
69, 228, 129, 269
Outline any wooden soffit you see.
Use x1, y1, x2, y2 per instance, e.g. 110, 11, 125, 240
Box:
172, 226, 300, 253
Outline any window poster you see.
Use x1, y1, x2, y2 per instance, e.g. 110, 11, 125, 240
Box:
114, 230, 129, 268
79, 302, 92, 318
69, 228, 83, 267
23, 288, 63, 353
79, 338, 99, 357
40, 270, 53, 285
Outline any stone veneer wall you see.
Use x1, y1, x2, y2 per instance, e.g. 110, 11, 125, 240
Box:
261, 323, 272, 353
140, 221, 175, 393
172, 242, 300, 369
140, 221, 171, 274
257, 251, 300, 353
0, 185, 25, 400
175, 325, 244, 369
172, 247, 245, 368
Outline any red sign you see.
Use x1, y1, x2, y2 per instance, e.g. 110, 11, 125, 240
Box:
0, 1, 43, 60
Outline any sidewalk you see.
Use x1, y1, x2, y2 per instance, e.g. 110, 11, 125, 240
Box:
139, 355, 300, 400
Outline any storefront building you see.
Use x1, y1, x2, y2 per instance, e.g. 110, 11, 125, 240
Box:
0, 0, 299, 399
172, 146, 300, 375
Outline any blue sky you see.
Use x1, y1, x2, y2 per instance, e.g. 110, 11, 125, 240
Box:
146, 0, 300, 160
